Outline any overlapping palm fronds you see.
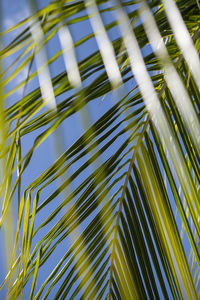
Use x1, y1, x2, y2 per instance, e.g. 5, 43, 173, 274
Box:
0, 0, 200, 299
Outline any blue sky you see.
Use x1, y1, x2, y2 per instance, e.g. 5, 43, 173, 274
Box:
1, 0, 197, 299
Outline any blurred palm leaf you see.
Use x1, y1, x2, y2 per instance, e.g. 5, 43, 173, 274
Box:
0, 0, 200, 299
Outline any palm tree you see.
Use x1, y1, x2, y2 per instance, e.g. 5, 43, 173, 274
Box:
0, 0, 200, 298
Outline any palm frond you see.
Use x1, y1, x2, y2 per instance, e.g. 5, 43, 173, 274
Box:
0, 0, 200, 299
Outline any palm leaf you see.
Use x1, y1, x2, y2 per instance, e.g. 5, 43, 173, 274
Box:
0, 0, 200, 299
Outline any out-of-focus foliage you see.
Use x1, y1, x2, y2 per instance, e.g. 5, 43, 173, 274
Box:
0, 0, 200, 299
